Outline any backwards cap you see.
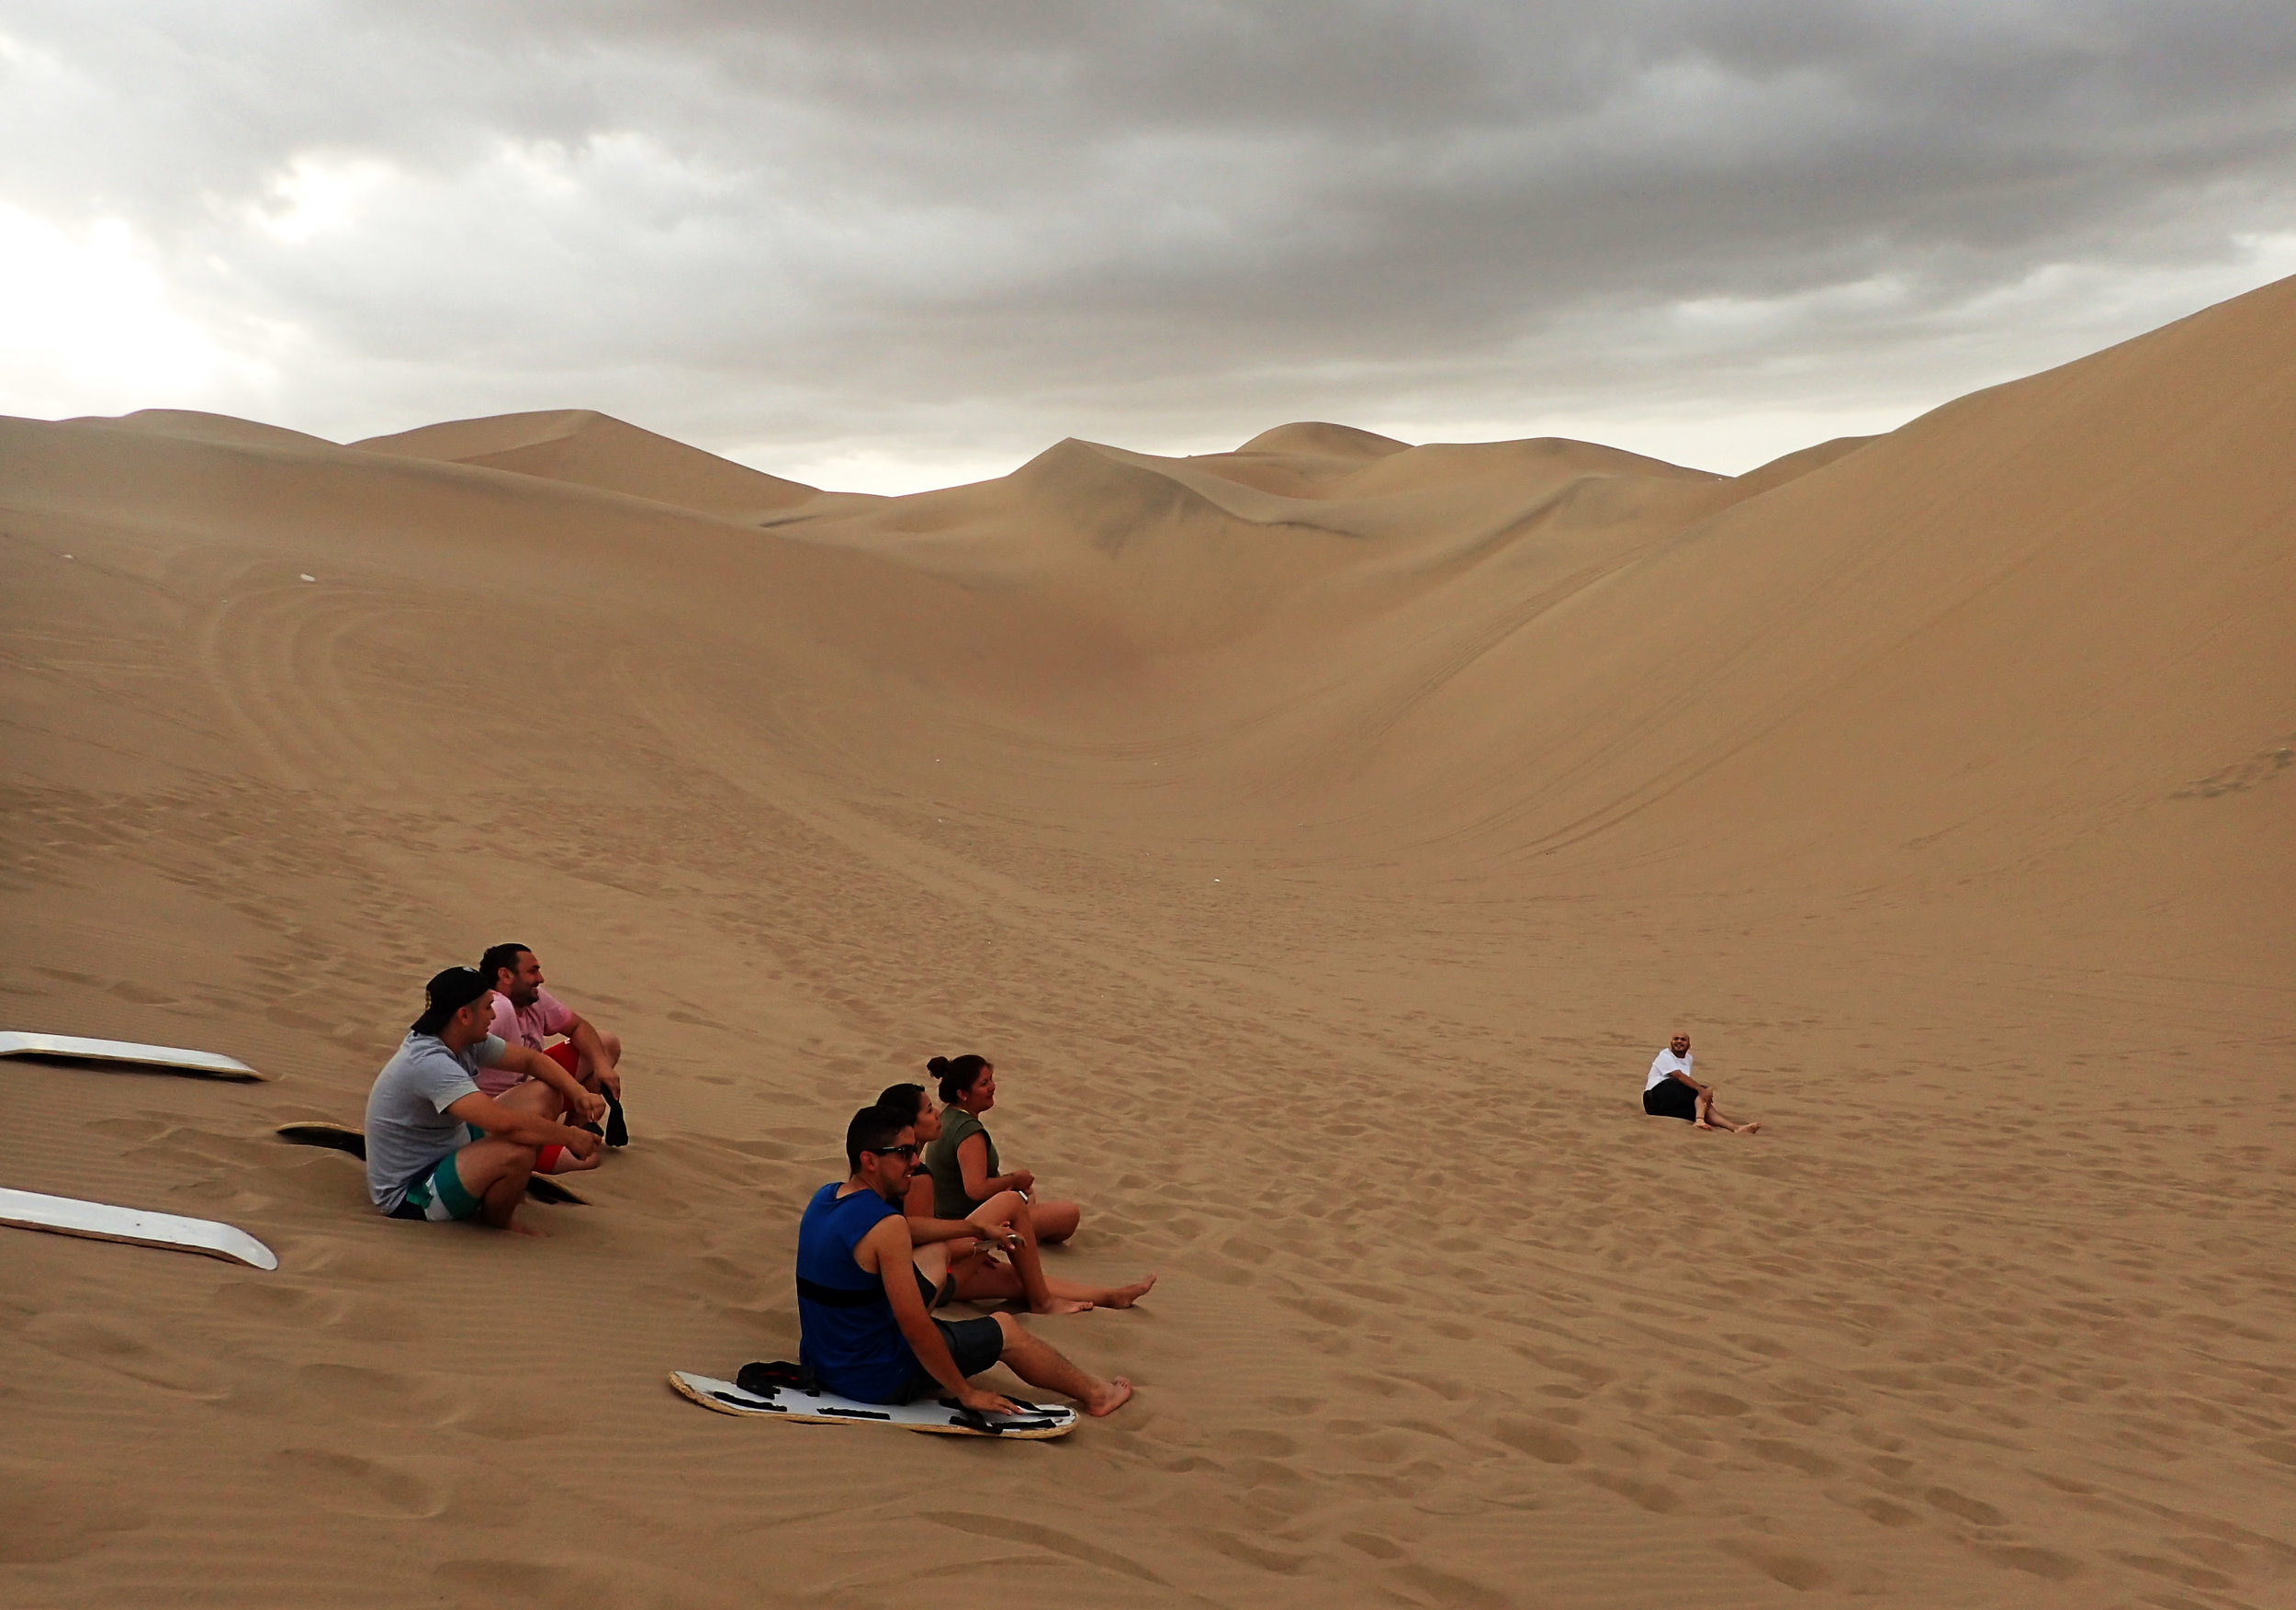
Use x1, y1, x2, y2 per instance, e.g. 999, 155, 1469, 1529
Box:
412, 965, 492, 1035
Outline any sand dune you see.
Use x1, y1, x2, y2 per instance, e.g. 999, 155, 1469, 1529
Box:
355, 408, 823, 521
2, 276, 2292, 1609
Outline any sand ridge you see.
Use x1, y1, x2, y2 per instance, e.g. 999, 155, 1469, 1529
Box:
2, 276, 2292, 1607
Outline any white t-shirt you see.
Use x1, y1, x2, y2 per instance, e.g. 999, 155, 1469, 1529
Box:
1646, 1049, 1694, 1092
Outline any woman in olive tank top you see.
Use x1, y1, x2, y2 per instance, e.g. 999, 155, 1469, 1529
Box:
920, 1055, 1083, 1245
881, 1080, 1154, 1312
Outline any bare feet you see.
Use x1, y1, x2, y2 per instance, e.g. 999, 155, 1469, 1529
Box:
1739, 1121, 1761, 1135
1099, 1273, 1157, 1309
1084, 1376, 1134, 1417
1694, 1120, 1716, 1132
1032, 1297, 1095, 1316
509, 1222, 546, 1238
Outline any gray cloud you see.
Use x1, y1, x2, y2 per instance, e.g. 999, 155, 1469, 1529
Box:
3, 1, 2291, 486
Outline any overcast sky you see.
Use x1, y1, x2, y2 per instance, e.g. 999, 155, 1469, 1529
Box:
4, 3, 2292, 491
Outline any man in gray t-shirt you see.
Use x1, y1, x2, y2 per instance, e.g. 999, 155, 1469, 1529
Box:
363, 967, 602, 1231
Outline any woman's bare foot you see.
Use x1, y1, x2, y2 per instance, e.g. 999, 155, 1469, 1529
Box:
1032, 1296, 1095, 1316
1083, 1376, 1134, 1417
1099, 1273, 1157, 1309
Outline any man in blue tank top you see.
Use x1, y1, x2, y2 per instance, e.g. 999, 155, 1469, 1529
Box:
796, 1105, 1135, 1416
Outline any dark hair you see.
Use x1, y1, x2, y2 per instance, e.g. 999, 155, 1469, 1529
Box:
412, 966, 492, 1035
478, 942, 533, 989
845, 1104, 915, 1173
928, 1053, 990, 1103
877, 1082, 928, 1120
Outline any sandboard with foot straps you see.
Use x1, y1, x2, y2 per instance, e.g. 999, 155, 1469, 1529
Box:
0, 1031, 265, 1081
668, 1367, 1078, 1438
275, 1122, 590, 1205
0, 1185, 278, 1269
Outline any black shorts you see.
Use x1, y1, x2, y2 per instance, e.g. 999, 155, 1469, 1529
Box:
1644, 1079, 1699, 1120
894, 1315, 1004, 1402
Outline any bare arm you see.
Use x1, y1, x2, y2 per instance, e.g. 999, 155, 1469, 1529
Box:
445, 1090, 601, 1157
902, 1188, 1026, 1252
500, 1042, 606, 1123
957, 1132, 1034, 1201
1667, 1068, 1708, 1093
859, 1216, 1015, 1413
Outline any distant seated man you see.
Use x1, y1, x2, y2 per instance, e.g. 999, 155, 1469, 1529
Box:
795, 1104, 1135, 1418
364, 967, 605, 1233
478, 942, 626, 1146
1643, 1030, 1760, 1134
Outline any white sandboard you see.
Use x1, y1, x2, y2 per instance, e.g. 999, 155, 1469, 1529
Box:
0, 1031, 264, 1082
0, 1185, 278, 1269
668, 1370, 1077, 1438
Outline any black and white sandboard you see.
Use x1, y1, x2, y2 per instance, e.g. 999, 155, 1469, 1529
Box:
0, 1030, 264, 1081
0, 1185, 278, 1269
275, 1122, 589, 1205
667, 1370, 1077, 1438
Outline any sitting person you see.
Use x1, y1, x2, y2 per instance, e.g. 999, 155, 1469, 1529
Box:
478, 942, 627, 1146
795, 1104, 1132, 1417
878, 1081, 1154, 1314
921, 1054, 1081, 1244
1643, 1030, 1760, 1134
364, 966, 604, 1233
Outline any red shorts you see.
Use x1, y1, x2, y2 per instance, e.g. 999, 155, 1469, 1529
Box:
542, 1041, 581, 1075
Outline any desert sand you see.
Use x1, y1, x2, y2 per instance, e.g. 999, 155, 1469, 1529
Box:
2, 277, 2291, 1608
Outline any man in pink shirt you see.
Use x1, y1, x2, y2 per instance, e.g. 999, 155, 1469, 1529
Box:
478, 942, 628, 1147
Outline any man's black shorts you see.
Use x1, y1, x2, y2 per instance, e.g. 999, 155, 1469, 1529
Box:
1644, 1079, 1699, 1120
895, 1315, 1004, 1402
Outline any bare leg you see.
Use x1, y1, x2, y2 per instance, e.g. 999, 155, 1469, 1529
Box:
1694, 1088, 1718, 1131
950, 1253, 1155, 1312
1709, 1107, 1761, 1135
1004, 1202, 1089, 1313
492, 1082, 603, 1171
1030, 1199, 1082, 1244
987, 1312, 1132, 1416
500, 1076, 567, 1120
576, 1030, 624, 1098
446, 1139, 541, 1234
910, 1238, 951, 1300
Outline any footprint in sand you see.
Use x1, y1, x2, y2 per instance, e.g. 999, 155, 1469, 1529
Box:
269, 1447, 448, 1519
23, 1312, 227, 1398
1494, 1417, 1581, 1464
1923, 1485, 2009, 1526
0, 1459, 150, 1563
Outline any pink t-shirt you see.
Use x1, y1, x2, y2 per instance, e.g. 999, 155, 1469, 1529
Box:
478, 988, 576, 1095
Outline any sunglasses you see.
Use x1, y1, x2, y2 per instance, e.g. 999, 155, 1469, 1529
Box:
867, 1143, 920, 1162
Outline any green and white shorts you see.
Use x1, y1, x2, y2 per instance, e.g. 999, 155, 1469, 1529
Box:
388, 1131, 485, 1222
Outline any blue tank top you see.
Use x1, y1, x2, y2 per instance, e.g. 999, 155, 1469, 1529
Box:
794, 1182, 915, 1402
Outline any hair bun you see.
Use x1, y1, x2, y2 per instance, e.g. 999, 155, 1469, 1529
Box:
926, 1055, 949, 1075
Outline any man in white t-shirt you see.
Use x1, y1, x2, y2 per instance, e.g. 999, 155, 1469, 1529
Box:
1641, 1030, 1760, 1134
478, 942, 627, 1147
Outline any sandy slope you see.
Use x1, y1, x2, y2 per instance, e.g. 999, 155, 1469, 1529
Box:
2, 277, 2292, 1610
355, 409, 825, 521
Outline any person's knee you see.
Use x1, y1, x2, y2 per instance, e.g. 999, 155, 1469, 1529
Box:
602, 1030, 623, 1061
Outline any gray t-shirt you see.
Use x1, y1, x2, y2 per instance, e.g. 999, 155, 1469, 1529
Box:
364, 1031, 507, 1210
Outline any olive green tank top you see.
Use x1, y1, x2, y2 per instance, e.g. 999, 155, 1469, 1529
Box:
926, 1106, 1000, 1220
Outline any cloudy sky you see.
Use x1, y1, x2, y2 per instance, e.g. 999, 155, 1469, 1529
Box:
5, 2, 2292, 491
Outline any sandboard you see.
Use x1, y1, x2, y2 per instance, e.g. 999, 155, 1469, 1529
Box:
0, 1030, 264, 1082
0, 1185, 278, 1269
275, 1122, 589, 1205
668, 1369, 1077, 1438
